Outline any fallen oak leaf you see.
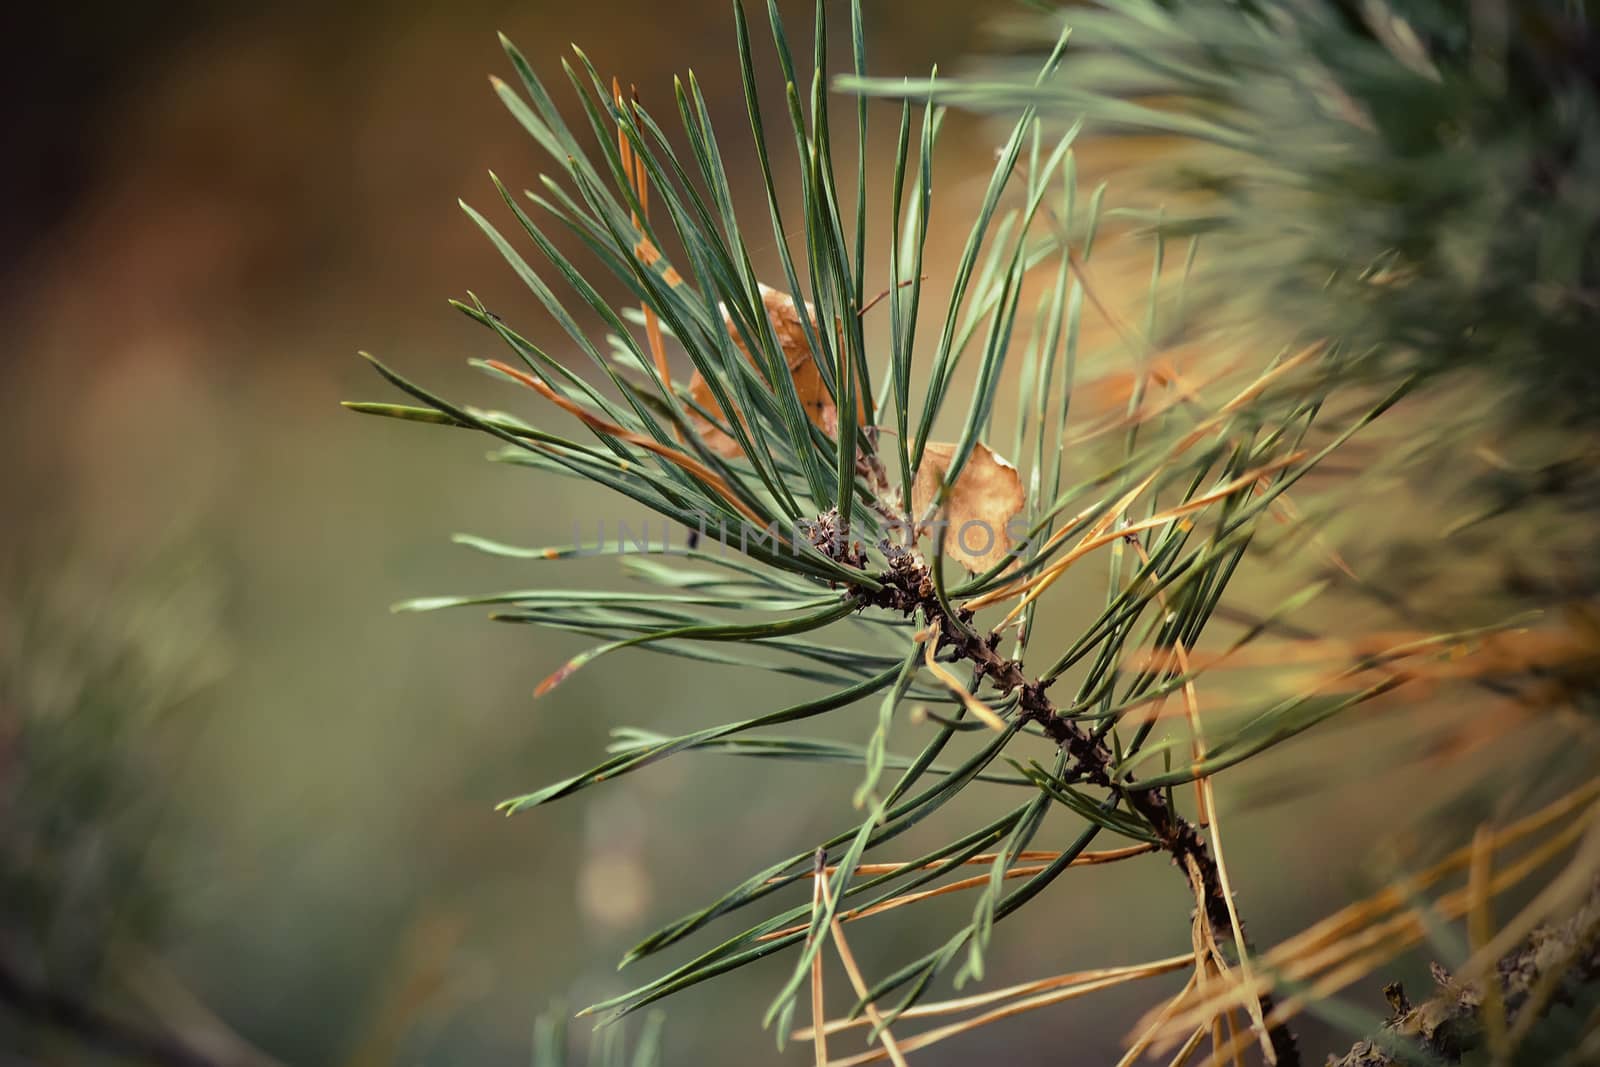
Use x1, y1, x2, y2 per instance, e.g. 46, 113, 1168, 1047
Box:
912, 442, 1026, 576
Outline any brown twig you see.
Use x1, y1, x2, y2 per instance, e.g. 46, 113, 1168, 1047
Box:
855, 541, 1303, 1065
1152, 783, 1600, 1061
1325, 877, 1600, 1067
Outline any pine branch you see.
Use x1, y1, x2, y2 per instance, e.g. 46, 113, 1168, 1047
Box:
344, 1, 1505, 1058
856, 539, 1302, 1064
1328, 882, 1600, 1067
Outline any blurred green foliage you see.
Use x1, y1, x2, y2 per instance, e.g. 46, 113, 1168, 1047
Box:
6, 1, 1598, 1064
1, 543, 226, 1055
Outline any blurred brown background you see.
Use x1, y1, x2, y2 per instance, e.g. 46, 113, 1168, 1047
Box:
0, 2, 1492, 1063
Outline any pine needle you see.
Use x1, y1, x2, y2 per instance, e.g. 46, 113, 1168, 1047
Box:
1457, 802, 1600, 986
1116, 971, 1199, 1067
613, 78, 671, 389
484, 359, 765, 525
759, 865, 1052, 943
811, 954, 1193, 1067
798, 954, 1194, 1039
1142, 780, 1600, 1057
1467, 826, 1511, 1062
1124, 534, 1273, 1064
920, 619, 1008, 731
1164, 1023, 1209, 1067
804, 844, 1155, 879
973, 451, 1306, 621
810, 851, 830, 1067
762, 846, 1161, 943
814, 861, 908, 1067
1165, 624, 1273, 1063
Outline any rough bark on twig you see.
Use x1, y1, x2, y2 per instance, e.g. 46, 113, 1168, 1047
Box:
1329, 883, 1600, 1066
859, 539, 1303, 1065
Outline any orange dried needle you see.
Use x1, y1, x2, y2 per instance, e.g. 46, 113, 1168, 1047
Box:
486, 359, 763, 525
922, 619, 1007, 732
1128, 539, 1273, 1064
809, 852, 830, 1067
801, 955, 1195, 1041
614, 78, 671, 388
815, 870, 909, 1067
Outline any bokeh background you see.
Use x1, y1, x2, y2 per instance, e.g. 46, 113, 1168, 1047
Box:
2, 2, 1564, 1064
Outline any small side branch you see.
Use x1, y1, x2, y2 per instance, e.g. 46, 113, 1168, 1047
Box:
1327, 882, 1600, 1066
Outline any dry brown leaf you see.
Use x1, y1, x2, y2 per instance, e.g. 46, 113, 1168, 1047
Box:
911, 441, 1026, 576
685, 283, 866, 457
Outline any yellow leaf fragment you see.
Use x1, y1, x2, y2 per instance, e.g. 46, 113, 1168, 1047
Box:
911, 441, 1026, 576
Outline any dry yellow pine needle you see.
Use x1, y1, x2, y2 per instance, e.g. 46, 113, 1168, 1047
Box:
632, 235, 683, 288
1135, 780, 1598, 1046
970, 451, 1306, 621
965, 469, 1156, 612
814, 859, 908, 1067
968, 341, 1324, 617
1193, 778, 1272, 1063
1188, 805, 1596, 1058
759, 865, 1052, 943
1121, 539, 1273, 1067
1164, 1022, 1209, 1067
1221, 1009, 1244, 1067
1467, 826, 1511, 1061
1188, 812, 1594, 1067
1143, 781, 1600, 1057
809, 854, 829, 1067
612, 78, 671, 389
798, 954, 1195, 1041
812, 955, 1194, 1067
921, 619, 1008, 732
1270, 775, 1600, 965
1117, 971, 1200, 1067
959, 489, 1129, 613
1456, 800, 1600, 985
